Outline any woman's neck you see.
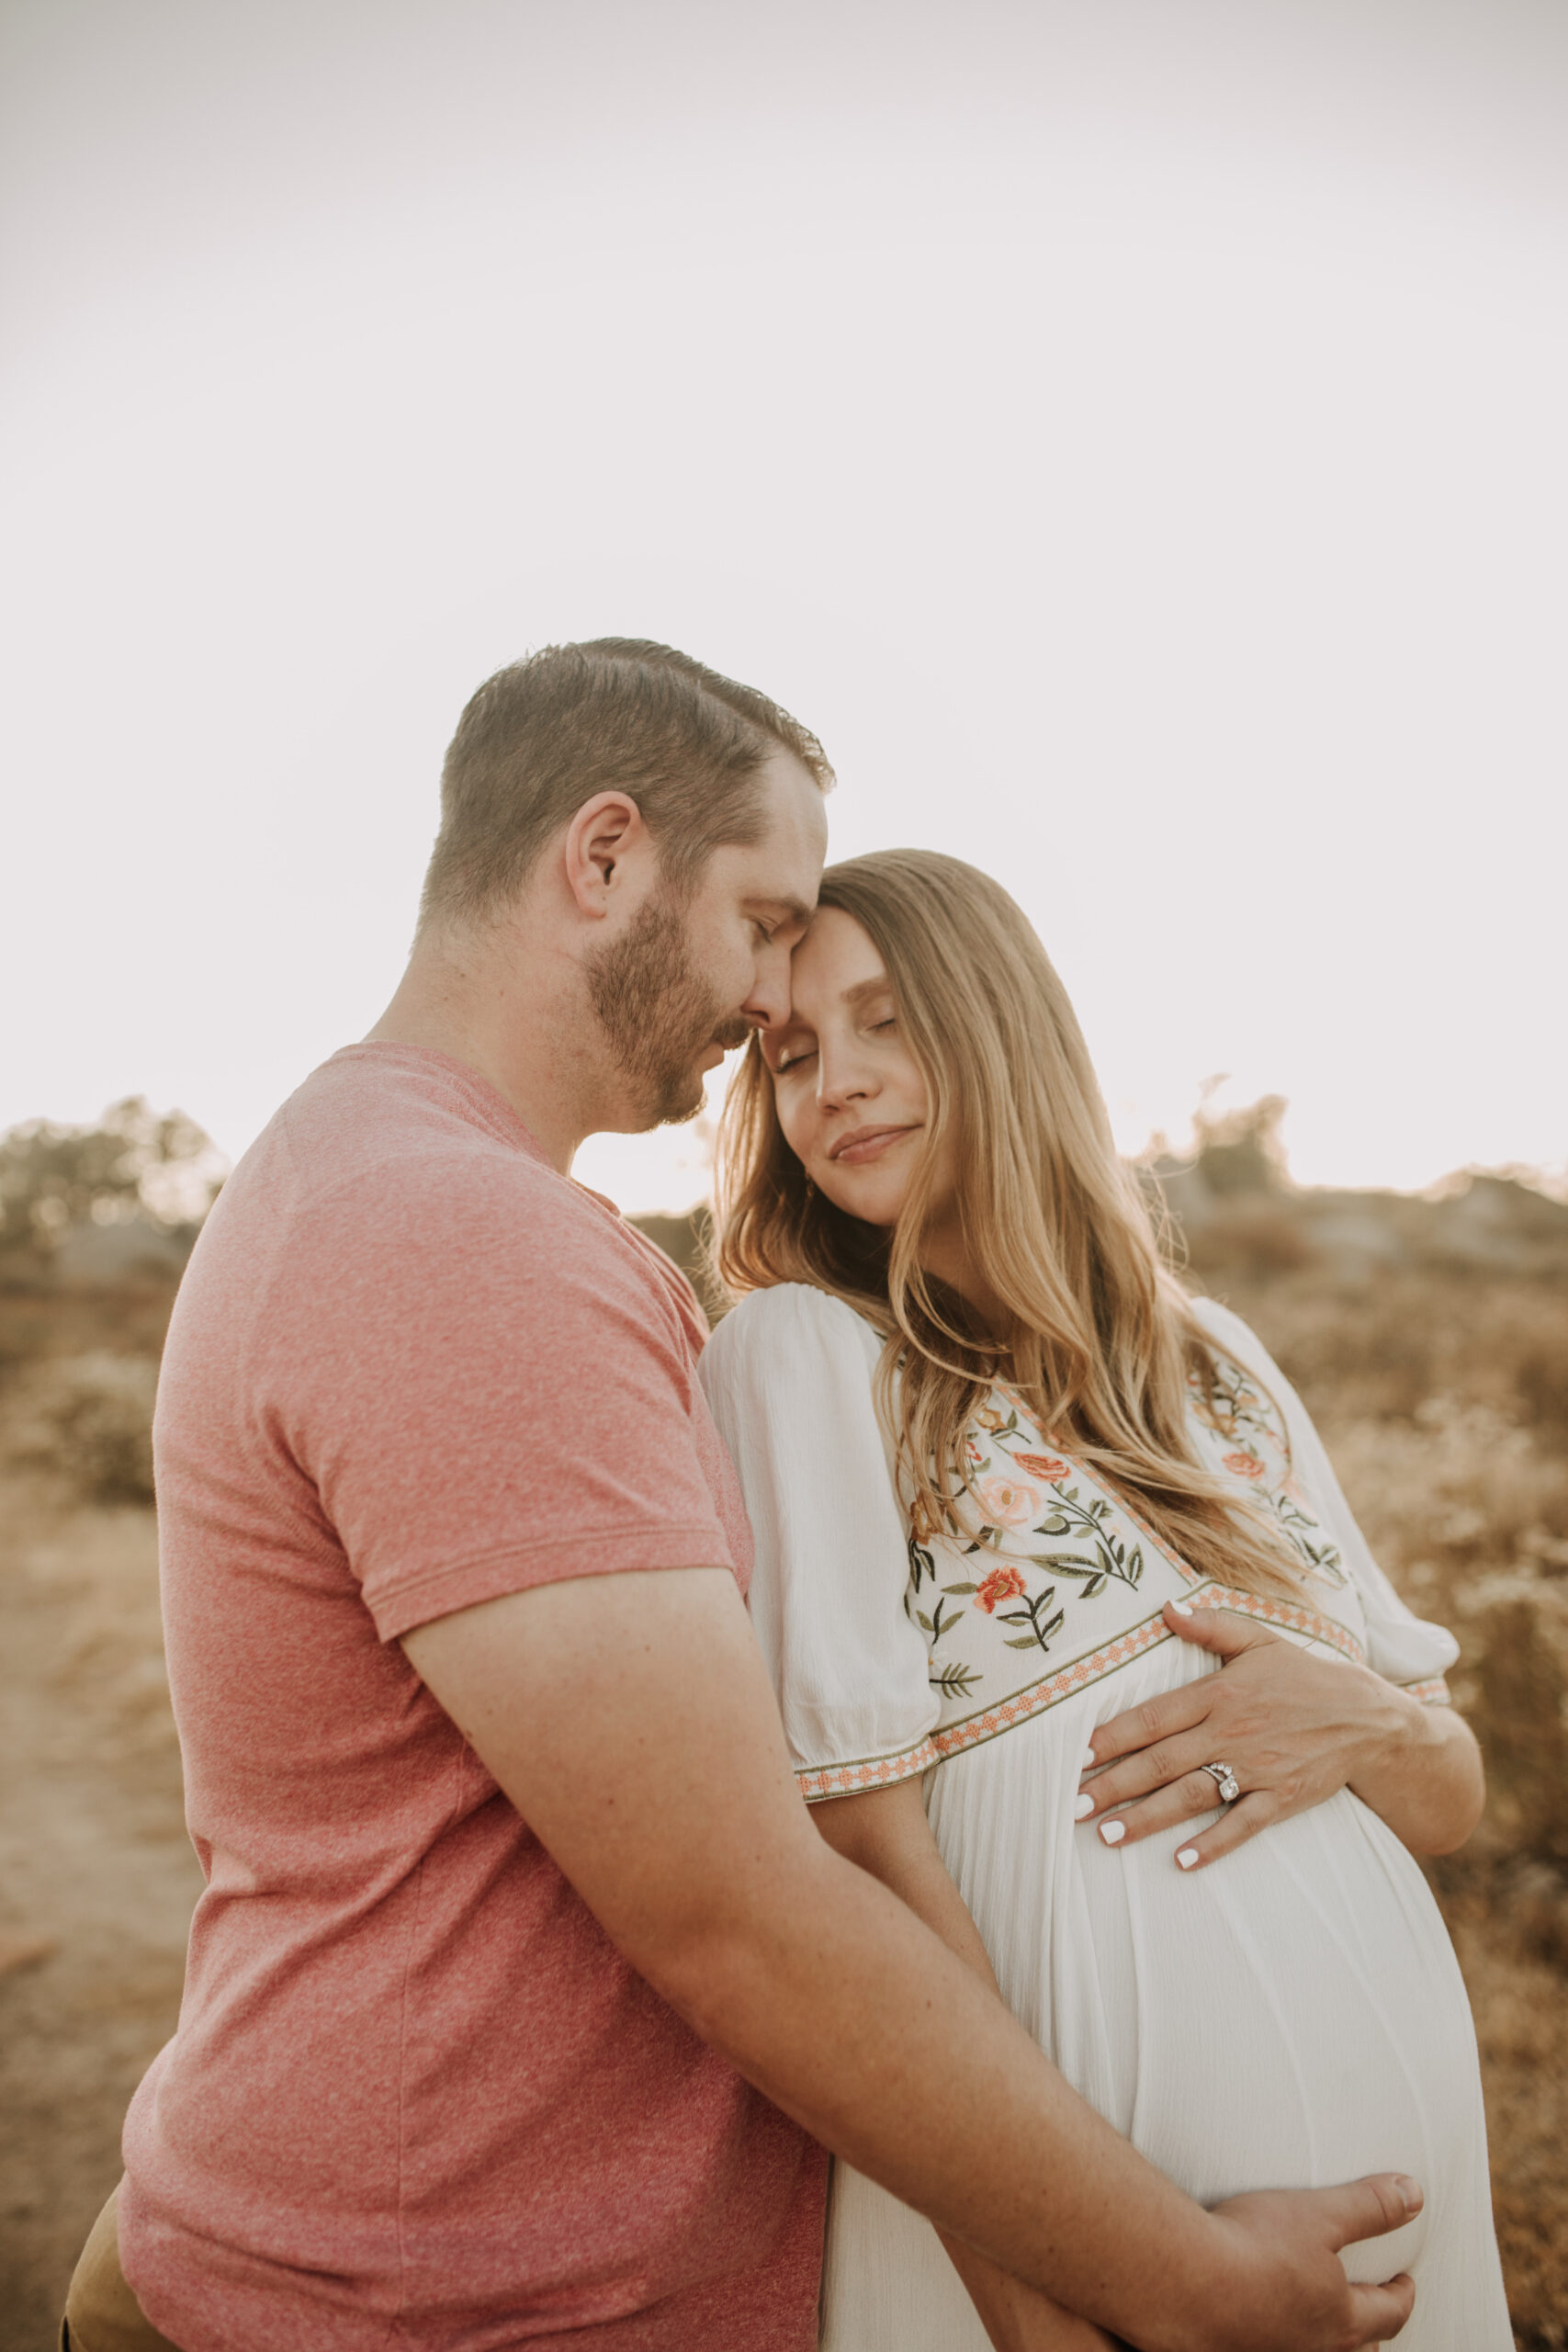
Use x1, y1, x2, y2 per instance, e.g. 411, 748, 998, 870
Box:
918, 1219, 1011, 1341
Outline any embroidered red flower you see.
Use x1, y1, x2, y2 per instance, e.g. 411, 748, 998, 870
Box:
1012, 1452, 1071, 1483
976, 1565, 1029, 1614
1223, 1450, 1266, 1479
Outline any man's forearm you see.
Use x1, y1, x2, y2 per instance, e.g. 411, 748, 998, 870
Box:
655, 1830, 1224, 2352
808, 1784, 1121, 2352
406, 1568, 1416, 2352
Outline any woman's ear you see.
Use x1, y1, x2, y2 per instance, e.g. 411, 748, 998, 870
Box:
561, 793, 646, 918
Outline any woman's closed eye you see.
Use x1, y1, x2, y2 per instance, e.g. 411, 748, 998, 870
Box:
774, 1044, 818, 1075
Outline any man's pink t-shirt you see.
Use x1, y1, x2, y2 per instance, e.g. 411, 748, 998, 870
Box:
118, 1045, 826, 2352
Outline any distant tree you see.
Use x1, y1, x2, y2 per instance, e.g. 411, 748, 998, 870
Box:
1190, 1092, 1292, 1197
0, 1099, 223, 1261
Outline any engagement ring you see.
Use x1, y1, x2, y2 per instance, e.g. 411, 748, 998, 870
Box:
1201, 1762, 1240, 1804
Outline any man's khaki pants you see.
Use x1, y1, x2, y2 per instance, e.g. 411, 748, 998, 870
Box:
61, 2187, 183, 2352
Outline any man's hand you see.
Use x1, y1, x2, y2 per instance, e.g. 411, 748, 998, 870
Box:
1077, 1600, 1483, 1870
403, 1568, 1420, 2350
1208, 2179, 1418, 2352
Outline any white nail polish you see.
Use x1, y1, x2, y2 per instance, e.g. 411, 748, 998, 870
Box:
1176, 1847, 1200, 1870
1099, 1818, 1126, 1846
1080, 1743, 1097, 1771
1169, 1598, 1194, 1617
1074, 1792, 1095, 1820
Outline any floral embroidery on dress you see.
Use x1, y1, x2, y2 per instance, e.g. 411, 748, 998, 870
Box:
975, 1565, 1028, 1614
896, 1352, 1362, 1749
1188, 1352, 1348, 1587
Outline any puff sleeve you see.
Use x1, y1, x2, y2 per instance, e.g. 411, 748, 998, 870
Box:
698, 1283, 941, 1796
1191, 1298, 1458, 1701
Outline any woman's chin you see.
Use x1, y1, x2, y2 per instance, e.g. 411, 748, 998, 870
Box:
819, 1174, 906, 1230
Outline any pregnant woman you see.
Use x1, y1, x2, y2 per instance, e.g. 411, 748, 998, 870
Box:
699, 849, 1510, 2351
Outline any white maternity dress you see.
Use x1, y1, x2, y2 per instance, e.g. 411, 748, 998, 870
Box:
698, 1284, 1510, 2352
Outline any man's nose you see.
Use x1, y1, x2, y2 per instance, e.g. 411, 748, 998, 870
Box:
741, 941, 793, 1031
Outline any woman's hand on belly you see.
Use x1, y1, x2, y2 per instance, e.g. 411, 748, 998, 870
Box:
1076, 1600, 1484, 1870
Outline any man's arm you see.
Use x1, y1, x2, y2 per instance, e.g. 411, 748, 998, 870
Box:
402, 1566, 1421, 2352
813, 1779, 1117, 2352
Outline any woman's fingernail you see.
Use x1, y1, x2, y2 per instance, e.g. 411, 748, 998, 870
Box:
1169, 1598, 1193, 1617
1080, 1742, 1096, 1771
1099, 1818, 1126, 1846
1395, 2175, 1424, 2215
1176, 1847, 1200, 1870
1074, 1792, 1095, 1820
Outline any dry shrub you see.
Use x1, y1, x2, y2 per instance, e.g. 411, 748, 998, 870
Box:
1203, 1265, 1568, 2345
1444, 1910, 1568, 2349
3, 1354, 159, 1506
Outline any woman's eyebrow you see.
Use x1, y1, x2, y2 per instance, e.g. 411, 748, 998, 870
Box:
841, 977, 894, 1012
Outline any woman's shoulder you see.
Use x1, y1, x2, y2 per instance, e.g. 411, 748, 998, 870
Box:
1185, 1293, 1282, 1384
699, 1282, 882, 1391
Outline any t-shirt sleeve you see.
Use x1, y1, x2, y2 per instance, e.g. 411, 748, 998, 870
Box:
698, 1285, 940, 1799
1193, 1300, 1458, 1702
272, 1168, 737, 1643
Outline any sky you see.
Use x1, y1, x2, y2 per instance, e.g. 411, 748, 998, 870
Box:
3, 0, 1565, 1211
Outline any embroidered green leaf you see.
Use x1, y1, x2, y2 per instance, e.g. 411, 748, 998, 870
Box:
942, 1580, 979, 1595
916, 1610, 933, 1632
1004, 1634, 1041, 1649
930, 1598, 964, 1646
931, 1662, 983, 1695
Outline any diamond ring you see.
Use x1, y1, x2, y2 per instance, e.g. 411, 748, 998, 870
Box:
1201, 1761, 1240, 1804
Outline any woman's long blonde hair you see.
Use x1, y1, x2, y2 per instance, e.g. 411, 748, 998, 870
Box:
715, 849, 1307, 1601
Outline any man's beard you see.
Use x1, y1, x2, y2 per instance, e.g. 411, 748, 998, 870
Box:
584, 894, 751, 1130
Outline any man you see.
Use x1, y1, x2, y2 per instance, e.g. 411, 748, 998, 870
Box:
65, 640, 1420, 2352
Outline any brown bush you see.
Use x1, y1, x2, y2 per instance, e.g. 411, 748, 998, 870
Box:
3, 1354, 159, 1506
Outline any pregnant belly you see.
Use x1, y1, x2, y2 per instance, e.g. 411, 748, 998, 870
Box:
927, 1705, 1484, 2289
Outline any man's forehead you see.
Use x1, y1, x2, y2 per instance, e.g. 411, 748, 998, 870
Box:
759, 749, 829, 850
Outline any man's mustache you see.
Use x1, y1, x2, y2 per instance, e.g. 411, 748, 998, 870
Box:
711, 1018, 755, 1052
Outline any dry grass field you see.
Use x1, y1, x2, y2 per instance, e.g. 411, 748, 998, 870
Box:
1, 1110, 1564, 2348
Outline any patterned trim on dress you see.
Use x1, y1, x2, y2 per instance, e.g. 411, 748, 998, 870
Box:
919, 1582, 1370, 1768
928, 1609, 1176, 1762
796, 1732, 941, 1804
1401, 1677, 1453, 1707
1186, 1585, 1366, 1667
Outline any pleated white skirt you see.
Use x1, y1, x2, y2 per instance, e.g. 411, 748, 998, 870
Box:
819, 1637, 1511, 2352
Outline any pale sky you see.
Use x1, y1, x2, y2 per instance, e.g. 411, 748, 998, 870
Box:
4, 0, 1565, 1211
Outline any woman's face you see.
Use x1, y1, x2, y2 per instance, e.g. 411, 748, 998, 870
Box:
763, 907, 942, 1229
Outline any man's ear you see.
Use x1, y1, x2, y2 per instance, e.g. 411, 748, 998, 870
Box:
561, 793, 646, 919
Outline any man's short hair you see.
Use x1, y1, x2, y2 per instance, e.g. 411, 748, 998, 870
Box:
419, 639, 833, 928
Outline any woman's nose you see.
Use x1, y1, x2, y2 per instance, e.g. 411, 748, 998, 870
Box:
816, 1050, 876, 1110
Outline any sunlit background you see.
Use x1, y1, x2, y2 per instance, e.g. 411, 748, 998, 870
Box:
4, 0, 1564, 1212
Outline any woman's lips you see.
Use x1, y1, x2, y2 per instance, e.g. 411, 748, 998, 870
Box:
830, 1125, 917, 1166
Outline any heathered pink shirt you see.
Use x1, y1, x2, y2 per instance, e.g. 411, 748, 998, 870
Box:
119, 1045, 825, 2352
